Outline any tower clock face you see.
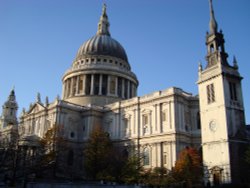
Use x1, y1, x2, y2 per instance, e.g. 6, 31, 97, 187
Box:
209, 120, 217, 132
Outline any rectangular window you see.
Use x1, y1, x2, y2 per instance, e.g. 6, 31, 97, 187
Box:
117, 77, 122, 97
102, 75, 108, 95
142, 114, 148, 125
94, 74, 100, 95
124, 80, 128, 99
85, 75, 91, 95
109, 75, 116, 94
207, 83, 215, 104
78, 76, 83, 94
162, 111, 166, 122
163, 153, 167, 164
229, 82, 237, 101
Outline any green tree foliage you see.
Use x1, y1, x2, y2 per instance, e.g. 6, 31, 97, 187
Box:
83, 125, 114, 180
120, 154, 143, 184
39, 125, 66, 178
173, 147, 202, 187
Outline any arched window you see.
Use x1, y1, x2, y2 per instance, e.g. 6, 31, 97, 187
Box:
143, 147, 150, 166
210, 44, 214, 53
67, 150, 74, 166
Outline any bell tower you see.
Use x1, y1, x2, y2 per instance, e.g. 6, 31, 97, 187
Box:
197, 0, 246, 185
0, 88, 18, 145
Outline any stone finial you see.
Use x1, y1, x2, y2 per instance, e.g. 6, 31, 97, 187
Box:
198, 61, 203, 73
36, 92, 41, 103
45, 96, 49, 107
233, 56, 238, 69
8, 87, 16, 101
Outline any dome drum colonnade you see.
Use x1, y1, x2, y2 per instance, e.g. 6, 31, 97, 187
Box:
62, 4, 138, 106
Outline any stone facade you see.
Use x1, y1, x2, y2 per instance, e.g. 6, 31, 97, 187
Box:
0, 1, 248, 186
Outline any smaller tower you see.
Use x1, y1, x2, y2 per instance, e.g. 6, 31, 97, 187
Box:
0, 89, 18, 145
198, 0, 246, 185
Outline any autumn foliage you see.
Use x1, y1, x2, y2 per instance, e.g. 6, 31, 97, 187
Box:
173, 147, 202, 186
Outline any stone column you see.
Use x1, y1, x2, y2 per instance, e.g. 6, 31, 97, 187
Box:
76, 76, 79, 95
122, 79, 125, 98
115, 76, 118, 96
90, 74, 94, 95
70, 78, 74, 97
127, 80, 130, 99
62, 80, 66, 99
154, 104, 157, 132
157, 103, 162, 133
68, 79, 71, 97
82, 75, 86, 95
107, 75, 110, 96
99, 74, 103, 95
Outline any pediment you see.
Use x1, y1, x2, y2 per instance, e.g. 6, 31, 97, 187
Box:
141, 108, 152, 114
27, 102, 46, 114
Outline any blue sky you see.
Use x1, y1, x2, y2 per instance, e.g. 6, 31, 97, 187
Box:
0, 0, 249, 124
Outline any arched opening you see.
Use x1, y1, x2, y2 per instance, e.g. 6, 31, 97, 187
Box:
211, 166, 223, 186
94, 74, 100, 95
117, 77, 122, 97
210, 44, 214, 53
102, 75, 108, 95
85, 74, 91, 95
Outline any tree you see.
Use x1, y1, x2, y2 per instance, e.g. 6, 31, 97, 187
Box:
0, 135, 19, 185
39, 125, 67, 178
173, 147, 202, 187
120, 154, 143, 184
83, 125, 114, 181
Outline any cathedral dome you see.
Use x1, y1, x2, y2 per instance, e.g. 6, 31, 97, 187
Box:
76, 35, 128, 62
62, 4, 138, 106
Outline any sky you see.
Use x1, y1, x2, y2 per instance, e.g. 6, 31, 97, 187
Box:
0, 0, 249, 124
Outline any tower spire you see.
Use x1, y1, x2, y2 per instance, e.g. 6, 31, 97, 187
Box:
209, 0, 218, 34
97, 3, 110, 36
8, 87, 16, 101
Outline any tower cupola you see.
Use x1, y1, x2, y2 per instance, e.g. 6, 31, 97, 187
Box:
0, 88, 18, 130
205, 0, 229, 68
